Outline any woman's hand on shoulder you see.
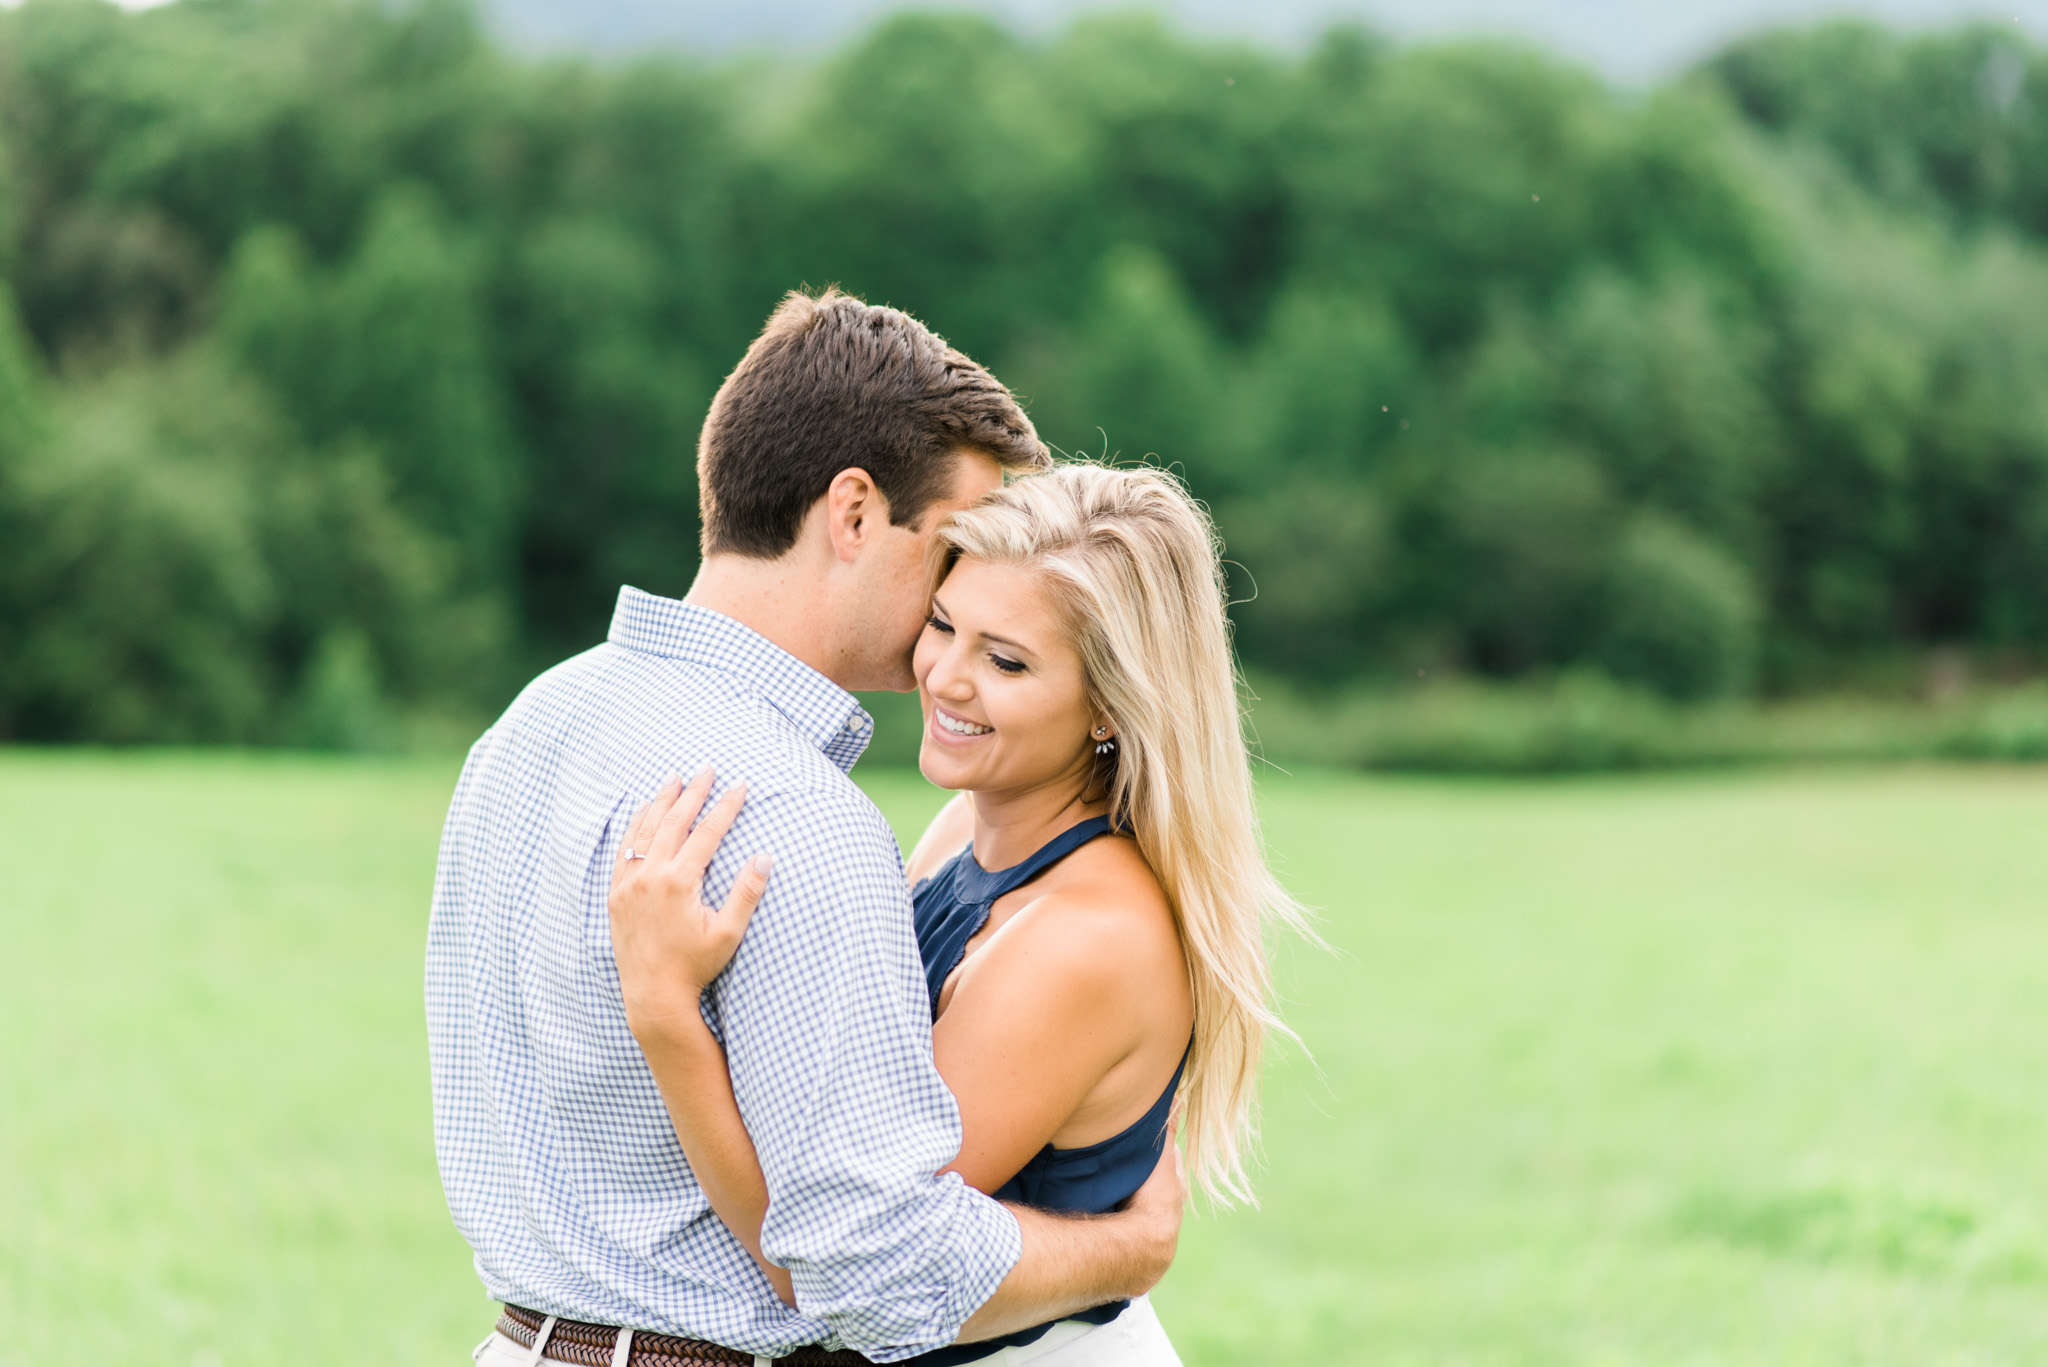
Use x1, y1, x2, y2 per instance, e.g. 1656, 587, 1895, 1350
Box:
607, 768, 774, 1041
905, 791, 976, 885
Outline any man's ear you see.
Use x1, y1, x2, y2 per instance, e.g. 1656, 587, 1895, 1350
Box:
823, 467, 886, 563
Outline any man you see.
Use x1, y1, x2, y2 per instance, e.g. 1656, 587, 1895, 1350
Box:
427, 288, 1183, 1366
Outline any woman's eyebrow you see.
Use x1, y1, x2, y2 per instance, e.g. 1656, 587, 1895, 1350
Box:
933, 593, 1035, 655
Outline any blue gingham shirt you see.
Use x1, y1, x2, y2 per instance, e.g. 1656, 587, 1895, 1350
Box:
426, 587, 1022, 1358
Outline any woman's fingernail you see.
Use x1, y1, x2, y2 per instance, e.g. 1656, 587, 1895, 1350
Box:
751, 853, 774, 876
696, 764, 714, 782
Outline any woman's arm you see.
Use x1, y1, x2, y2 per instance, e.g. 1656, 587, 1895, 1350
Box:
634, 1006, 795, 1305
607, 772, 793, 1304
931, 886, 1174, 1192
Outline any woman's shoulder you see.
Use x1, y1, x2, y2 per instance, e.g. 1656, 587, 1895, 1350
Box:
1056, 830, 1164, 898
1016, 835, 1178, 961
962, 835, 1185, 1043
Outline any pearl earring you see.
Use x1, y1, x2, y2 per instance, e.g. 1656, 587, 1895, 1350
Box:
1093, 726, 1116, 756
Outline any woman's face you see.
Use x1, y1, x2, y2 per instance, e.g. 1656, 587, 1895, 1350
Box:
914, 556, 1106, 797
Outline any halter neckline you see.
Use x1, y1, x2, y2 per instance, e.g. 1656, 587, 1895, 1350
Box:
951, 814, 1118, 905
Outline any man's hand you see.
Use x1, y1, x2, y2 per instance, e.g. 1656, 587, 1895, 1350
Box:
956, 1101, 1188, 1342
1116, 1100, 1188, 1295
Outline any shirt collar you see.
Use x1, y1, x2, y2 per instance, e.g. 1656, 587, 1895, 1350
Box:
607, 585, 875, 772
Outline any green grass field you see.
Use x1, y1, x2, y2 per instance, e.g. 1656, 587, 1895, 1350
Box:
3, 752, 2046, 1365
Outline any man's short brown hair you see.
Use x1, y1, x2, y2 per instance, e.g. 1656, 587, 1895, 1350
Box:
697, 288, 1050, 558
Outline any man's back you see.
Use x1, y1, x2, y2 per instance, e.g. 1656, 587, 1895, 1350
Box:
426, 588, 1019, 1358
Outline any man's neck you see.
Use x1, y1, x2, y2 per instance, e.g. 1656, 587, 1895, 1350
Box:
685, 552, 845, 686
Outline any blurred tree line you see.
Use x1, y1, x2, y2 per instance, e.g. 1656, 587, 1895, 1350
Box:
1, 0, 2046, 745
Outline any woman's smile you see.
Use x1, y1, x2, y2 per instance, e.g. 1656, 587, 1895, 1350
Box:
930, 703, 995, 742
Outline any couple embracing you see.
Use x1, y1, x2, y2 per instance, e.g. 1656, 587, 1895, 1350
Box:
427, 289, 1302, 1367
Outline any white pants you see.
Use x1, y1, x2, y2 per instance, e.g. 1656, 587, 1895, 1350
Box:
973, 1297, 1182, 1366
472, 1297, 1181, 1367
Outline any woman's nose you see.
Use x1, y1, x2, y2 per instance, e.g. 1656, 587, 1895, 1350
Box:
927, 645, 974, 700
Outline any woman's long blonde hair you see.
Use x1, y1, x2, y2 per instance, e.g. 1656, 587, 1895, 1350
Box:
932, 461, 1308, 1206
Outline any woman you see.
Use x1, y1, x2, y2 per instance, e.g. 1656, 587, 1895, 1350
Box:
608, 463, 1305, 1364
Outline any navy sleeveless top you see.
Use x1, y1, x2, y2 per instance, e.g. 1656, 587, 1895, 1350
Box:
898, 816, 1188, 1366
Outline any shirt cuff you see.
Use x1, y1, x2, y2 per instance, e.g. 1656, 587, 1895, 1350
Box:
842, 1187, 1023, 1362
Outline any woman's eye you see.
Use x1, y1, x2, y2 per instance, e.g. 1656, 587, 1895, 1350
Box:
925, 615, 954, 635
989, 654, 1026, 675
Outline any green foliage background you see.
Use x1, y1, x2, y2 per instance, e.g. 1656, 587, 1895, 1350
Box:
3, 0, 2048, 742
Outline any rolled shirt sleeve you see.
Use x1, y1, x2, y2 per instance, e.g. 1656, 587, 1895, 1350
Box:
705, 785, 1023, 1359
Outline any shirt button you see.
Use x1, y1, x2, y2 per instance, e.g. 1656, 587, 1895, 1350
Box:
845, 717, 861, 732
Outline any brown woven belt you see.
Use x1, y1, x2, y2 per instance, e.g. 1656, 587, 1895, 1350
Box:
496, 1303, 870, 1367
